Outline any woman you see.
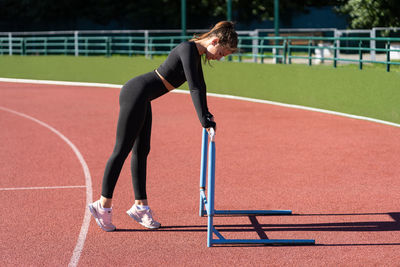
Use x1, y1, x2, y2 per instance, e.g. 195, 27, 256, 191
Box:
89, 21, 238, 231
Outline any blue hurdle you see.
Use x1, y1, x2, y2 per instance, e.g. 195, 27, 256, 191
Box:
199, 128, 315, 247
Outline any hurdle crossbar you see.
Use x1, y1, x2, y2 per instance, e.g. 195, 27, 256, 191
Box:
199, 128, 315, 247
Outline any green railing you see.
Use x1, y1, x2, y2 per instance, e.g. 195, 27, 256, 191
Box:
236, 36, 400, 71
284, 36, 400, 72
1, 35, 400, 72
0, 35, 189, 57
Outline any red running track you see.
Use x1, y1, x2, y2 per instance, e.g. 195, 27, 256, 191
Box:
1, 81, 400, 266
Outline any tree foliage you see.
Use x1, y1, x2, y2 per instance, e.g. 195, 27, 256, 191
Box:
1, 0, 398, 31
335, 0, 400, 28
0, 0, 342, 31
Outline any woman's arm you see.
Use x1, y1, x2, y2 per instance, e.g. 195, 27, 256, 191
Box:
180, 43, 216, 128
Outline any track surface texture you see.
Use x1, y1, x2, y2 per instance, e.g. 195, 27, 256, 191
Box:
1, 81, 400, 266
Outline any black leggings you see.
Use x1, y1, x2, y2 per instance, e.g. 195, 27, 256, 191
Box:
101, 71, 168, 200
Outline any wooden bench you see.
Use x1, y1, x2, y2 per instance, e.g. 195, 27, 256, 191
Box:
268, 32, 323, 45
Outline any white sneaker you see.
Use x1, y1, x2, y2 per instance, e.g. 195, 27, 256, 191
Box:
88, 200, 116, 232
126, 205, 161, 229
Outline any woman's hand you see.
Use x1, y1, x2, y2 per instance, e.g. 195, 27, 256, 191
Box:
206, 127, 216, 140
207, 115, 216, 133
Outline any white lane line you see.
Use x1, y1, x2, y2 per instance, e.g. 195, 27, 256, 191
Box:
177, 90, 400, 129
1, 77, 399, 129
0, 77, 121, 88
0, 106, 92, 267
0, 185, 87, 191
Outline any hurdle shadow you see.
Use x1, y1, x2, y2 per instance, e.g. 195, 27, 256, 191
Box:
116, 212, 400, 247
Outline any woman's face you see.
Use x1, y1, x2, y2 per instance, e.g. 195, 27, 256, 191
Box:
206, 40, 232, 61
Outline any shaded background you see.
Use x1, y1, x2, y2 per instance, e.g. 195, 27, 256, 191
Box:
0, 0, 347, 31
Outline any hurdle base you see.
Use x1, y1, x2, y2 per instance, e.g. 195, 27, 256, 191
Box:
199, 192, 293, 217
204, 210, 315, 247
210, 238, 316, 246
201, 209, 293, 217
214, 209, 292, 216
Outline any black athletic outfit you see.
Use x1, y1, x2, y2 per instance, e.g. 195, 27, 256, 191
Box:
101, 41, 215, 200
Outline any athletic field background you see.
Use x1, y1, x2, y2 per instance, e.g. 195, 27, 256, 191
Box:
1, 55, 399, 124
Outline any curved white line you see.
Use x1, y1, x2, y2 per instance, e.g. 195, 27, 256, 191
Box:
204, 92, 400, 129
1, 77, 399, 129
0, 106, 92, 267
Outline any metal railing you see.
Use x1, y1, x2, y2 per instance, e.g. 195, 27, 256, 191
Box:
0, 35, 190, 57
284, 36, 400, 72
1, 34, 399, 72
238, 36, 400, 72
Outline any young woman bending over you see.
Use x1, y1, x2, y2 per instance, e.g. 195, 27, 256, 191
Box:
89, 21, 238, 231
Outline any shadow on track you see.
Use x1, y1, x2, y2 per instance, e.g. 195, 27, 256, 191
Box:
115, 212, 400, 247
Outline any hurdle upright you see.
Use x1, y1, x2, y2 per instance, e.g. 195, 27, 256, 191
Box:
199, 128, 315, 247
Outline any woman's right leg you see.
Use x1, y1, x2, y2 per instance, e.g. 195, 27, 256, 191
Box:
101, 81, 149, 203
91, 71, 166, 231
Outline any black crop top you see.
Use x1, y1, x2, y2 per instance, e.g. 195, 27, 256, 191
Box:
156, 41, 215, 129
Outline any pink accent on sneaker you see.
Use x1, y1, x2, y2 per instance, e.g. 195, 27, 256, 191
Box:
88, 200, 116, 232
126, 205, 161, 229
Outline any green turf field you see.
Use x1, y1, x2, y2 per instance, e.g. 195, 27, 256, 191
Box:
0, 55, 399, 124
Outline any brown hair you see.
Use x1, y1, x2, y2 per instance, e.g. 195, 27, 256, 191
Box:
191, 21, 238, 53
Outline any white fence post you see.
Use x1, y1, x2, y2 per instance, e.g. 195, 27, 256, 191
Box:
74, 31, 79, 56
334, 29, 341, 59
251, 30, 259, 63
144, 30, 149, 58
8, 32, 12, 55
371, 28, 376, 61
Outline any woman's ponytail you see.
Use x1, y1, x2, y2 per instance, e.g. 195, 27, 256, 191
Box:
191, 21, 238, 53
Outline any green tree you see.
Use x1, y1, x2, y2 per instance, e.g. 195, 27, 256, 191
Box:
336, 0, 400, 29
